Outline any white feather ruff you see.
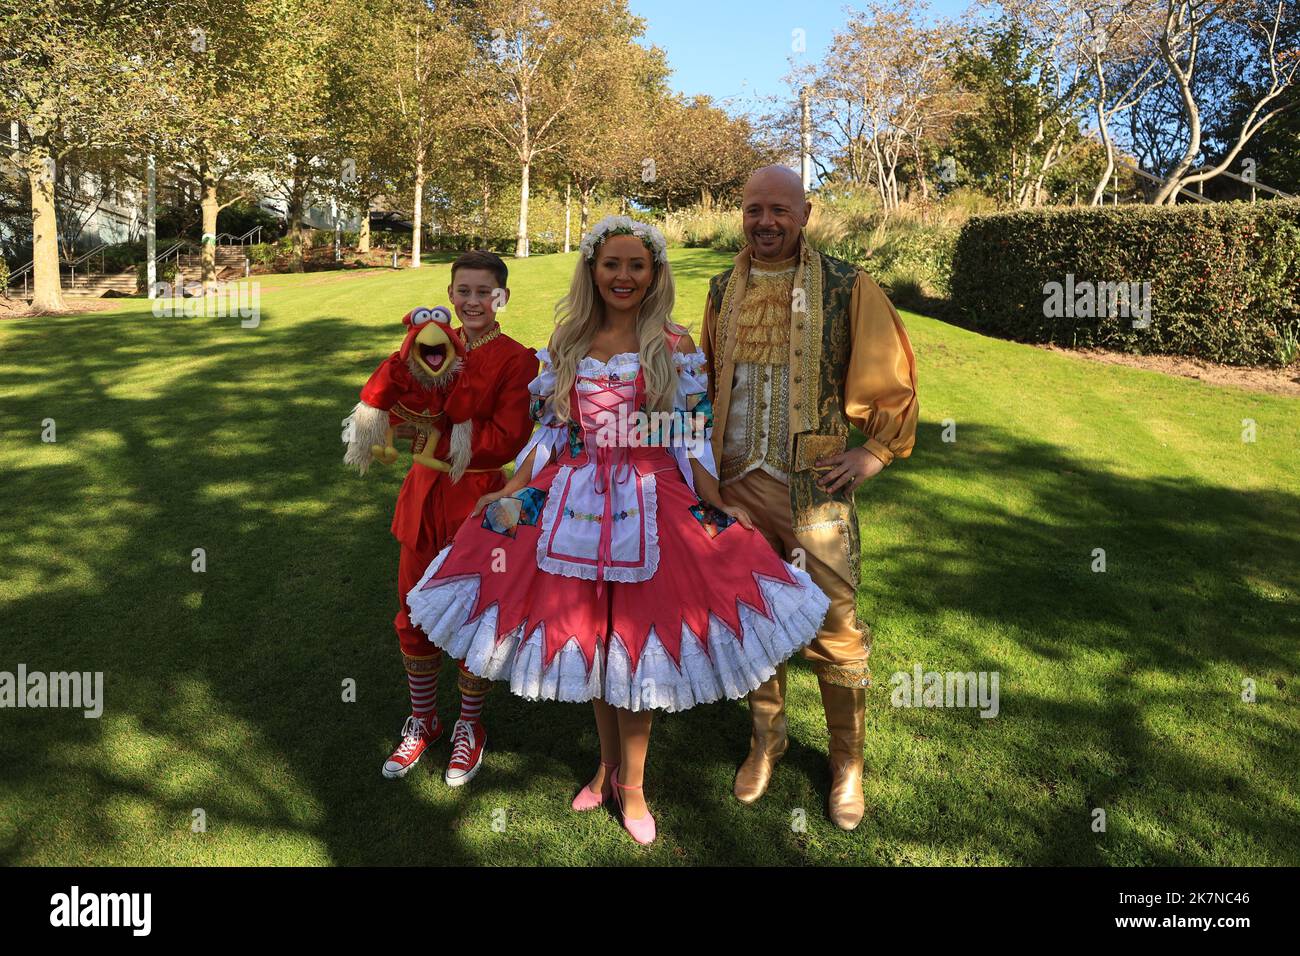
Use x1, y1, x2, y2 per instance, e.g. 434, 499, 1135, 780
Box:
342, 402, 390, 475
448, 420, 473, 483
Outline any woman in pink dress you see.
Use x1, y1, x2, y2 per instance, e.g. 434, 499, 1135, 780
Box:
406, 216, 830, 844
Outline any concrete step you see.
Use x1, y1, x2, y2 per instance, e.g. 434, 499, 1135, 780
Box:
175, 259, 247, 271
61, 269, 140, 296
172, 267, 243, 284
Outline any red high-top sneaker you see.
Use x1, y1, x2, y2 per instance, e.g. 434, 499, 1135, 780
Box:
381, 713, 441, 779
444, 719, 486, 787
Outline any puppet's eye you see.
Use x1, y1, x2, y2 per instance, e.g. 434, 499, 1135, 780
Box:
410, 308, 433, 326
431, 306, 451, 324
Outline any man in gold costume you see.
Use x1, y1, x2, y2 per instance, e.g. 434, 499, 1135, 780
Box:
702, 166, 918, 830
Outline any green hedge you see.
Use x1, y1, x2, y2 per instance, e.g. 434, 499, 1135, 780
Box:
949, 202, 1300, 365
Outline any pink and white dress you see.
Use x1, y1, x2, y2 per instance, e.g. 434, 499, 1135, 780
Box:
406, 330, 830, 712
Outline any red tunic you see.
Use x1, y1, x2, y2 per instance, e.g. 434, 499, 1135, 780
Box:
368, 332, 538, 553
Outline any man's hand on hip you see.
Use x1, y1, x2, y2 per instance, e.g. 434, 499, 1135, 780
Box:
815, 446, 884, 494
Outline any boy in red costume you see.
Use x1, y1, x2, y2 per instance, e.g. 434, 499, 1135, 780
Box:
344, 251, 537, 785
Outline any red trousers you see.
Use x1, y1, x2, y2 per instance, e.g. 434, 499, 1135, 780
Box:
394, 464, 506, 684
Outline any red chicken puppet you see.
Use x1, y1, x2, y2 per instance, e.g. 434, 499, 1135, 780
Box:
343, 302, 538, 786
344, 306, 469, 480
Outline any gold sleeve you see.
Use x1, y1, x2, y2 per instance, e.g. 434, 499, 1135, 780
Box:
845, 271, 918, 466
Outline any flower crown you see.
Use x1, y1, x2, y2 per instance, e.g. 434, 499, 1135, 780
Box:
579, 215, 669, 265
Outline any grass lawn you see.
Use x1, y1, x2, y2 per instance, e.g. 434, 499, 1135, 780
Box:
0, 247, 1296, 865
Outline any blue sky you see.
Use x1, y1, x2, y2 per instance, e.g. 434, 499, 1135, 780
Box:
628, 0, 976, 113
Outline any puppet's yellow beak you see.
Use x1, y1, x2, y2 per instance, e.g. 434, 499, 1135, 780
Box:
413, 323, 455, 381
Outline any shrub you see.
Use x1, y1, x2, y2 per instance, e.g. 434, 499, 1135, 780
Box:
0, 257, 8, 293
371, 229, 407, 250
662, 207, 742, 251
101, 241, 140, 273
806, 205, 869, 263
135, 259, 179, 293
1277, 326, 1300, 367
247, 243, 278, 266
878, 264, 933, 310
949, 201, 1300, 365
864, 222, 958, 298
940, 187, 999, 222
659, 187, 965, 297
215, 201, 280, 241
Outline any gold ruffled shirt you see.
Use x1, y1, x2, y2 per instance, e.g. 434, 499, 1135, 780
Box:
707, 241, 918, 486
720, 254, 797, 484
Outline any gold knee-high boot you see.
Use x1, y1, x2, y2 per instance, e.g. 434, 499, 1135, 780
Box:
818, 680, 866, 830
734, 664, 788, 804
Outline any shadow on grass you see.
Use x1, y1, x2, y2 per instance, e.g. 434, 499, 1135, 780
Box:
0, 301, 1296, 865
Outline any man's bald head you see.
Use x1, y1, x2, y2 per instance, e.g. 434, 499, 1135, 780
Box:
744, 165, 806, 206
741, 165, 811, 262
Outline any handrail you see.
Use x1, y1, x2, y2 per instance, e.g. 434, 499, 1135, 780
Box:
63, 242, 113, 290
1082, 129, 1292, 203
3, 242, 117, 297
157, 239, 198, 274
3, 259, 33, 298
1213, 167, 1295, 200
157, 239, 195, 260
66, 242, 109, 268
1095, 156, 1211, 204
213, 225, 263, 246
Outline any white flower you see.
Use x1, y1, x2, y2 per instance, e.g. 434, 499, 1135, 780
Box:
580, 215, 668, 265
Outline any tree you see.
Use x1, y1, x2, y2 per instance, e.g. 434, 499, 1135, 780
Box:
559, 40, 667, 239
326, 16, 409, 255
363, 0, 471, 268
1078, 1, 1169, 204
1150, 0, 1299, 203
808, 0, 960, 209
153, 0, 319, 290
0, 0, 154, 311
463, 0, 651, 257
634, 95, 768, 211
259, 0, 347, 271
1208, 66, 1299, 192
950, 15, 1093, 206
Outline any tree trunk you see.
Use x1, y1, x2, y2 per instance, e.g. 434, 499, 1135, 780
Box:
289, 177, 307, 273
515, 159, 530, 258
564, 178, 571, 253
200, 168, 220, 292
411, 156, 424, 268
481, 174, 490, 248
27, 146, 66, 312
357, 198, 371, 254
912, 137, 930, 201
1153, 31, 1202, 206
580, 186, 592, 236
1090, 53, 1116, 206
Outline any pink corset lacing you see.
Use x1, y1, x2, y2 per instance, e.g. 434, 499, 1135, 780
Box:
577, 370, 644, 596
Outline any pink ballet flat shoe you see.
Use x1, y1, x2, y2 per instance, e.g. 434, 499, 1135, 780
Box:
610, 768, 657, 845
571, 760, 618, 812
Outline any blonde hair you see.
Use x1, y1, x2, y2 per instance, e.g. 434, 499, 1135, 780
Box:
549, 243, 684, 423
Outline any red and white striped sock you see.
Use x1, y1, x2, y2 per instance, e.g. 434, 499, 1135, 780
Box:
458, 686, 486, 725
408, 670, 438, 722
